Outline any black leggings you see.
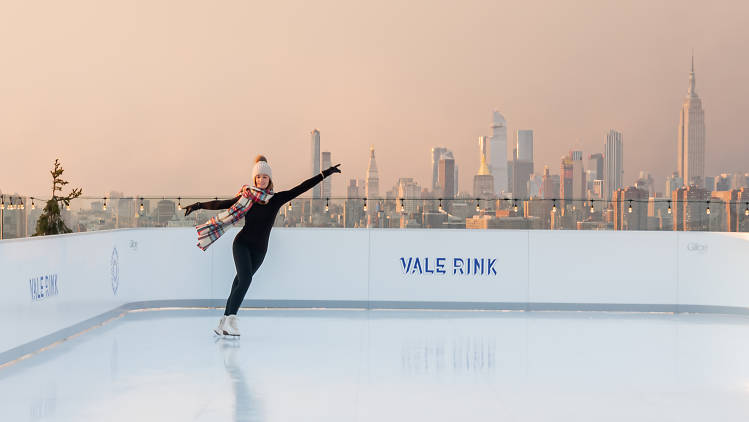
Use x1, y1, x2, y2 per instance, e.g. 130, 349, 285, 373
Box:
224, 239, 266, 316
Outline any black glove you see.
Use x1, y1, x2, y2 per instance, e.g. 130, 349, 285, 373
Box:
323, 164, 342, 177
184, 202, 201, 216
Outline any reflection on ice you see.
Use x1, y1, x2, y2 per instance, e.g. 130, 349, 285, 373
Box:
400, 336, 496, 375
28, 381, 56, 421
217, 338, 263, 422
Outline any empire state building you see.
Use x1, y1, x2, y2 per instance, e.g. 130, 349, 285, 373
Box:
677, 55, 706, 186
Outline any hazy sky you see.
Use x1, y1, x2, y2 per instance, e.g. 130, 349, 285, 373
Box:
1, 0, 748, 198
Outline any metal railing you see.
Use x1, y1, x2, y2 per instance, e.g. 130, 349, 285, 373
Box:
1, 194, 749, 239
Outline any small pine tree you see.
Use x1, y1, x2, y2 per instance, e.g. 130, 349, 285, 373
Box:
33, 159, 83, 236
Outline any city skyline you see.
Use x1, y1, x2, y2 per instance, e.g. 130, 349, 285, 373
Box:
1, 1, 748, 197
4, 107, 748, 201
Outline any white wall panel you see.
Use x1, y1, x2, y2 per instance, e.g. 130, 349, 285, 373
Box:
529, 231, 678, 304
677, 232, 749, 307
122, 228, 212, 301
210, 228, 370, 301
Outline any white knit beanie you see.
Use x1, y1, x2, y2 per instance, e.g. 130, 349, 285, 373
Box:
251, 155, 273, 181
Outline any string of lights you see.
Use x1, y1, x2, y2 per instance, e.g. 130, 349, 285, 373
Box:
1, 194, 749, 216
2, 194, 748, 241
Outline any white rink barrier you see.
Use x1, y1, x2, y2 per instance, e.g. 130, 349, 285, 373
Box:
1, 228, 748, 362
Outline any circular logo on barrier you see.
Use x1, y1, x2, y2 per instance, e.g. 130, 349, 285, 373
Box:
111, 247, 120, 295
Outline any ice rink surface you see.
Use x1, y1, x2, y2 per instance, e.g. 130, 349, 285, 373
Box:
3, 308, 749, 421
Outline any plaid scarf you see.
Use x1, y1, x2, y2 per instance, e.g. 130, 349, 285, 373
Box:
196, 185, 274, 251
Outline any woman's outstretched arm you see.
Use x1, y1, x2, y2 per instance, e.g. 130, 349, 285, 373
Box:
273, 174, 324, 204
274, 164, 342, 204
184, 195, 240, 215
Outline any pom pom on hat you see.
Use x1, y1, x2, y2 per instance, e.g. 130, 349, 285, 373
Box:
252, 155, 272, 180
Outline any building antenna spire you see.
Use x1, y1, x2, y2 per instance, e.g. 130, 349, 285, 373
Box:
688, 50, 696, 95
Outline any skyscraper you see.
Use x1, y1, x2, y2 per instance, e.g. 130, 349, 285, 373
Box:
716, 174, 732, 191
635, 171, 655, 196
560, 150, 584, 205
156, 200, 176, 226
604, 130, 623, 201
344, 179, 363, 228
478, 136, 488, 159
711, 188, 749, 232
473, 138, 494, 199
347, 179, 360, 198
453, 163, 459, 196
541, 166, 554, 199
489, 111, 508, 194
116, 197, 136, 229
438, 156, 456, 199
672, 184, 710, 231
321, 151, 331, 198
665, 172, 683, 197
397, 178, 421, 214
613, 186, 648, 230
511, 130, 534, 198
570, 150, 585, 200
588, 153, 603, 182
704, 176, 715, 192
677, 54, 706, 186
311, 129, 321, 199
560, 157, 573, 202
592, 180, 604, 200
528, 174, 543, 198
516, 130, 533, 162
366, 146, 379, 199
431, 147, 448, 192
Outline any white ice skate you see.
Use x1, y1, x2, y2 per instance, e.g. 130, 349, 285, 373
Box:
223, 315, 240, 337
213, 315, 227, 336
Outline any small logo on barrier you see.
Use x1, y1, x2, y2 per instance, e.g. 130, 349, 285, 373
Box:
687, 242, 708, 254
111, 247, 120, 295
29, 274, 59, 302
129, 240, 138, 251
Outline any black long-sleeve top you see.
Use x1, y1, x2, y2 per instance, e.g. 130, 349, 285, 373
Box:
199, 173, 326, 252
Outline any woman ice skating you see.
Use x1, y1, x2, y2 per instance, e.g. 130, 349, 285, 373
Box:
184, 155, 341, 337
